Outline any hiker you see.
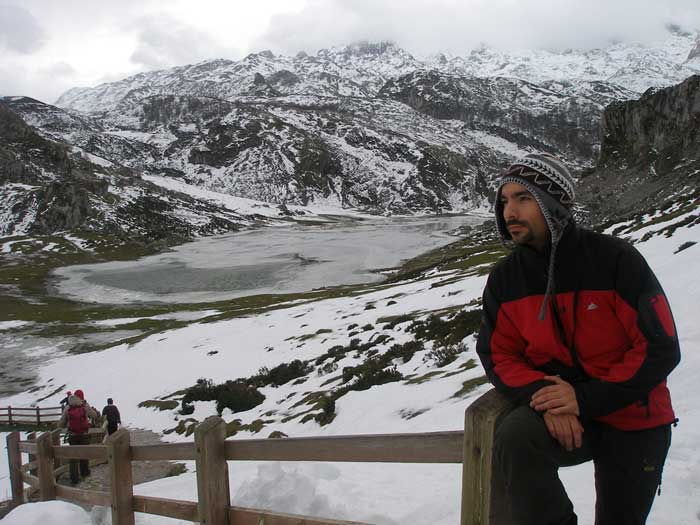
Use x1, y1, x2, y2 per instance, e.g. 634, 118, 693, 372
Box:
101, 398, 121, 435
476, 153, 681, 525
58, 389, 98, 484
59, 391, 71, 410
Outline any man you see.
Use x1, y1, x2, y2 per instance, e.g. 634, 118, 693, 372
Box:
58, 389, 98, 484
101, 397, 121, 435
59, 390, 71, 411
476, 153, 680, 525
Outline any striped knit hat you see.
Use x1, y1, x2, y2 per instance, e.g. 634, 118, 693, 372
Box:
495, 153, 576, 320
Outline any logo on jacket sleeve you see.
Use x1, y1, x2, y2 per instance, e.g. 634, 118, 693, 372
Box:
587, 302, 599, 311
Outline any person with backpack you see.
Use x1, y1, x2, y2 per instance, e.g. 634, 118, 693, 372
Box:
58, 389, 98, 484
101, 398, 121, 435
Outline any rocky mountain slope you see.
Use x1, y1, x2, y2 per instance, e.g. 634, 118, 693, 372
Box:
579, 74, 700, 222
0, 99, 293, 247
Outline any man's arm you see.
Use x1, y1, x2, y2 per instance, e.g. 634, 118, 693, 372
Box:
57, 407, 68, 429
477, 274, 554, 405
573, 245, 680, 419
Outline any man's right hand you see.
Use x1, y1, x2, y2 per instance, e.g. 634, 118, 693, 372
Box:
543, 412, 583, 451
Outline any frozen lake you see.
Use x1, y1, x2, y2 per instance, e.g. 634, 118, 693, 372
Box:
51, 215, 484, 304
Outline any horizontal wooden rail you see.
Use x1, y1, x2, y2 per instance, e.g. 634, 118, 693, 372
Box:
53, 445, 108, 461
131, 443, 196, 461
0, 406, 61, 411
23, 431, 463, 464
224, 431, 464, 463
131, 431, 464, 463
132, 495, 198, 521
56, 485, 111, 507
19, 442, 37, 454
230, 506, 374, 525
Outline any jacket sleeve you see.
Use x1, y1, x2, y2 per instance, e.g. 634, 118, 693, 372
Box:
85, 403, 99, 423
574, 244, 681, 419
476, 271, 553, 405
58, 407, 68, 428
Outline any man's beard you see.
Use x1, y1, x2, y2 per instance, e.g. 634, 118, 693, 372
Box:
507, 220, 535, 245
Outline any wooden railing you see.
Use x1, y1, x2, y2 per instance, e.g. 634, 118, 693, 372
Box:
4, 389, 514, 525
0, 406, 63, 427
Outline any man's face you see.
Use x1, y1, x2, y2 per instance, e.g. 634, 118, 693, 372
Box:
500, 182, 549, 250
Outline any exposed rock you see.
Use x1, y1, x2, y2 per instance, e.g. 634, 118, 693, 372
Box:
579, 75, 700, 221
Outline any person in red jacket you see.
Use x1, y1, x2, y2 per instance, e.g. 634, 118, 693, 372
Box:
58, 389, 98, 484
476, 153, 680, 525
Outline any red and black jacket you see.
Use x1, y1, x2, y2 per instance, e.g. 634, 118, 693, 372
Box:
476, 226, 680, 430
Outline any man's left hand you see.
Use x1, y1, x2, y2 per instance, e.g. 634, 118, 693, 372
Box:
530, 376, 579, 415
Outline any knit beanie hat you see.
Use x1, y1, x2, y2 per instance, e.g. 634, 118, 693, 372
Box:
74, 389, 84, 400
494, 153, 576, 320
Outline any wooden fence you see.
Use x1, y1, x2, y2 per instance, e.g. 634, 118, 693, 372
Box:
0, 406, 63, 427
4, 389, 514, 525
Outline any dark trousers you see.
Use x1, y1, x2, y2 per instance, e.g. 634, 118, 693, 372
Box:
68, 433, 91, 484
107, 422, 118, 435
494, 406, 671, 525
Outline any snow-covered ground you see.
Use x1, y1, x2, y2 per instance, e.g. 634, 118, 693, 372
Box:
2, 210, 699, 524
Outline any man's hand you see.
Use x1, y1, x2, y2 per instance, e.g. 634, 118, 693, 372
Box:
530, 375, 580, 415
543, 412, 583, 451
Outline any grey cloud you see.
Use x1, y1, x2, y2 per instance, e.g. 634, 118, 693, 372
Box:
129, 16, 239, 70
0, 4, 47, 54
255, 0, 700, 56
0, 63, 76, 103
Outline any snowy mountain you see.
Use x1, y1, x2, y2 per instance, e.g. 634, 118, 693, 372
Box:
56, 31, 700, 114
2, 29, 700, 246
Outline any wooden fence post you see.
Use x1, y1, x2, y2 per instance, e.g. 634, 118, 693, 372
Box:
36, 406, 41, 426
106, 428, 135, 525
195, 416, 230, 525
36, 432, 56, 501
6, 432, 23, 508
7, 406, 12, 426
51, 429, 62, 471
27, 432, 37, 476
460, 389, 515, 525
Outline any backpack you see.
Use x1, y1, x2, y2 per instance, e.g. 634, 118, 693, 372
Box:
67, 404, 89, 434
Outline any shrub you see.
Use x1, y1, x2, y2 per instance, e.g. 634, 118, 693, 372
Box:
425, 342, 467, 367
314, 395, 336, 426
411, 309, 481, 346
318, 361, 339, 375
341, 358, 403, 391
386, 340, 424, 364
251, 359, 312, 387
181, 378, 265, 415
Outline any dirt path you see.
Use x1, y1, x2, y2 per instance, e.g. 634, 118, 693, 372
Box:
56, 428, 186, 491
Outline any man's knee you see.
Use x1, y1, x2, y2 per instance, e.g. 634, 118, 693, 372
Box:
495, 406, 548, 456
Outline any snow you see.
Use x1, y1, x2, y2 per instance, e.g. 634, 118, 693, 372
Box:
0, 321, 32, 331
1, 214, 699, 524
2, 501, 92, 525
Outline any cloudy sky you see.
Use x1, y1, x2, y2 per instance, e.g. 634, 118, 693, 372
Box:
1, 0, 699, 103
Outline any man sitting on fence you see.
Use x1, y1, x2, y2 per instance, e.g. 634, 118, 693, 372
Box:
58, 389, 98, 484
476, 153, 680, 525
